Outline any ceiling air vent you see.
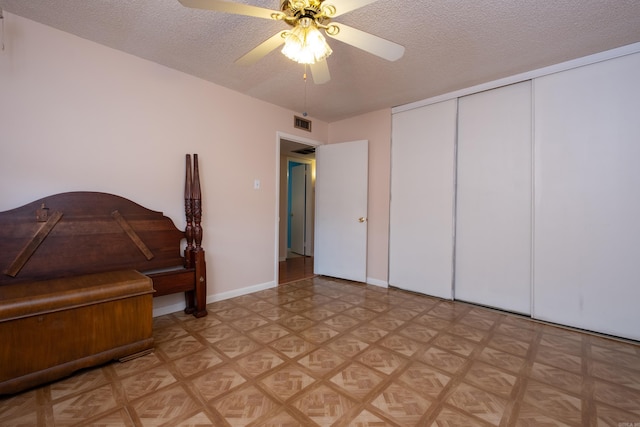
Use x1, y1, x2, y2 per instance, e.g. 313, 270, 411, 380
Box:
294, 115, 312, 132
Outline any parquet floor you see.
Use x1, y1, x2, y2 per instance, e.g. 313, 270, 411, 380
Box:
2, 276, 640, 426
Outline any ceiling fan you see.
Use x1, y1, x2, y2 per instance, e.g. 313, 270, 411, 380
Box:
178, 0, 405, 84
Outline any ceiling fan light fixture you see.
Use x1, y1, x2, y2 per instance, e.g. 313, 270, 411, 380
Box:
281, 17, 332, 64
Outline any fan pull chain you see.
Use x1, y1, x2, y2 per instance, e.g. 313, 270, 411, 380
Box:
302, 64, 308, 117
1, 8, 5, 51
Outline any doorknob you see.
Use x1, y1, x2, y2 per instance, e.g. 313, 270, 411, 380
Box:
358, 217, 367, 223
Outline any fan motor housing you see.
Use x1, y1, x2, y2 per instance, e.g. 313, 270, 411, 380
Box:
281, 0, 330, 24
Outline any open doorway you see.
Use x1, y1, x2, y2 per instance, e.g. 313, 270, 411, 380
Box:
277, 135, 318, 284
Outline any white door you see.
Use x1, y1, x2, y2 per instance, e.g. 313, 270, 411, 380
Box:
455, 81, 532, 314
533, 53, 640, 341
389, 100, 457, 299
290, 163, 307, 255
314, 140, 368, 282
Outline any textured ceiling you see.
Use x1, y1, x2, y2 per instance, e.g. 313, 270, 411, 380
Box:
1, 0, 640, 122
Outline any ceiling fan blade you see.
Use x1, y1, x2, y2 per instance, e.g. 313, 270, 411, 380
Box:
235, 31, 287, 66
310, 60, 331, 84
325, 23, 405, 61
178, 0, 280, 20
326, 0, 381, 17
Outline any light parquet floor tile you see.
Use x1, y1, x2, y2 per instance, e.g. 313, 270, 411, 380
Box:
371, 381, 432, 426
258, 408, 306, 427
591, 360, 640, 391
330, 362, 387, 399
52, 384, 119, 426
298, 348, 347, 375
260, 365, 317, 401
398, 361, 451, 399
190, 365, 246, 402
521, 380, 583, 425
292, 384, 356, 426
212, 384, 277, 427
357, 346, 407, 375
477, 346, 526, 374
463, 361, 517, 398
593, 381, 640, 415
48, 368, 110, 401
132, 385, 199, 426
446, 382, 509, 425
3, 276, 640, 427
348, 409, 399, 427
171, 348, 225, 378
156, 335, 205, 360
120, 365, 177, 401
514, 402, 576, 427
529, 362, 584, 396
431, 406, 495, 427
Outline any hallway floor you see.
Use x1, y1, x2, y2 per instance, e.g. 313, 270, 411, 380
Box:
1, 276, 639, 426
279, 255, 315, 284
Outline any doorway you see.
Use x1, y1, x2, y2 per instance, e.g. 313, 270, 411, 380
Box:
277, 133, 318, 284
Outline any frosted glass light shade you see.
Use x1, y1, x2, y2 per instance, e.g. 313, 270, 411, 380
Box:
282, 19, 332, 64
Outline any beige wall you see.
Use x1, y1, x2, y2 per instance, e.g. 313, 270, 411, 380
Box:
0, 13, 329, 314
328, 109, 392, 286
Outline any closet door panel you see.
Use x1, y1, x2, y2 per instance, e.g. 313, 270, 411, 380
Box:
389, 100, 457, 299
533, 52, 640, 340
455, 82, 532, 314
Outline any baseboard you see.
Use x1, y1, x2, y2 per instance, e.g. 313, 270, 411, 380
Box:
152, 281, 278, 317
153, 302, 187, 317
366, 277, 388, 288
206, 281, 277, 304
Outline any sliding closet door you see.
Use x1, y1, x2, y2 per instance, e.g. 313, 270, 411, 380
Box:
455, 82, 532, 314
389, 100, 457, 299
533, 52, 640, 340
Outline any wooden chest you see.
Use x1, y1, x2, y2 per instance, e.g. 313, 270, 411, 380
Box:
0, 270, 154, 395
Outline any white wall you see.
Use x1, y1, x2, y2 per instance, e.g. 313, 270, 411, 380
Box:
0, 13, 328, 314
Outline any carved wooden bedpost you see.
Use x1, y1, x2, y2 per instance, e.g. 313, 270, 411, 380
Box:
184, 154, 194, 269
182, 153, 207, 317
189, 154, 207, 317
183, 154, 196, 314
192, 154, 202, 252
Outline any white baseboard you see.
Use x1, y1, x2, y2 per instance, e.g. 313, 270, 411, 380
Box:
367, 277, 388, 288
206, 281, 277, 304
152, 280, 277, 318
153, 302, 187, 318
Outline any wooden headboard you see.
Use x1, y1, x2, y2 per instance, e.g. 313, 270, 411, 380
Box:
0, 154, 207, 317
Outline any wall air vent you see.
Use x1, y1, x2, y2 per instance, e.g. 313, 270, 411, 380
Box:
294, 115, 312, 132
292, 147, 316, 155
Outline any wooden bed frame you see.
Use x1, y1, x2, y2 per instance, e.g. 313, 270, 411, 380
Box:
0, 154, 207, 394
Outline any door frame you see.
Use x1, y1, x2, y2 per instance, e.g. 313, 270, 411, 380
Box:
274, 131, 321, 285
